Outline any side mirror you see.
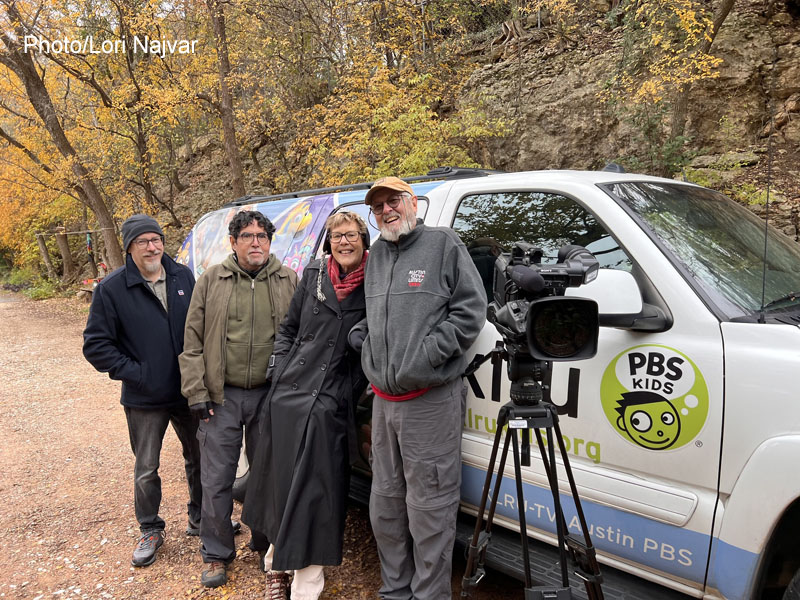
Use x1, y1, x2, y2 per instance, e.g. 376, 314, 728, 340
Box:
565, 269, 670, 332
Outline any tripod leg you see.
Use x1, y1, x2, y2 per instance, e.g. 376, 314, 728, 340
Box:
547, 426, 571, 588
486, 428, 513, 529
553, 419, 605, 600
510, 428, 534, 589
533, 428, 573, 559
461, 408, 512, 597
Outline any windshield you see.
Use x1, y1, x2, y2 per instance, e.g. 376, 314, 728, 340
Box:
602, 182, 800, 319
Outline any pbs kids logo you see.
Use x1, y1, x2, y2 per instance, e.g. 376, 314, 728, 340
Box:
600, 345, 709, 450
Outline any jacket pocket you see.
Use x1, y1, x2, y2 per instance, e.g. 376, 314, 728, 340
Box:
393, 338, 443, 391
249, 343, 272, 387
224, 342, 251, 388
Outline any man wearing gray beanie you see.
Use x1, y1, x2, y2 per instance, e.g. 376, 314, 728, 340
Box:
83, 214, 203, 568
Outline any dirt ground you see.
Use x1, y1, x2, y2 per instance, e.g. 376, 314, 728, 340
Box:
0, 292, 521, 600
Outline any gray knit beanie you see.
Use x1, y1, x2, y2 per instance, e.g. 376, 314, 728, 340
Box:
121, 214, 164, 252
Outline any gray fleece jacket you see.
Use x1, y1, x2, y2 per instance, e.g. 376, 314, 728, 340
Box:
362, 220, 487, 395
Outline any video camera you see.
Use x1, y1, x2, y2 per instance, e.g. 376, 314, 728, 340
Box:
462, 241, 607, 599
487, 241, 600, 405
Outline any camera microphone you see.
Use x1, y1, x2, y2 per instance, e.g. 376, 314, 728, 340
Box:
510, 265, 545, 294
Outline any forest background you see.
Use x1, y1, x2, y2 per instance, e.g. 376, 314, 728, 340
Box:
0, 0, 798, 296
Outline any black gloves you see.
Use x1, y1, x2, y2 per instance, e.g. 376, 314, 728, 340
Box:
348, 321, 367, 352
191, 401, 213, 420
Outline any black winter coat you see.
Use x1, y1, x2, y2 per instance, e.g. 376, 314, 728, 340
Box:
83, 253, 195, 409
241, 258, 367, 570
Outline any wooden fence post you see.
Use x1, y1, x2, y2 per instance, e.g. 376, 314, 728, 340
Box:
35, 233, 58, 280
54, 229, 77, 282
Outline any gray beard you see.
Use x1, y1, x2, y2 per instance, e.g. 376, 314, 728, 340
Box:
142, 259, 162, 275
379, 217, 414, 242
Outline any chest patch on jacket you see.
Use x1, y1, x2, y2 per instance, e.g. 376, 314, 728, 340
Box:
407, 269, 425, 287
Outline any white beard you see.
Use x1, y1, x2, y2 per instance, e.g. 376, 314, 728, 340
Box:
379, 215, 414, 242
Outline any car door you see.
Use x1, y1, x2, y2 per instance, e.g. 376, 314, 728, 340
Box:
443, 176, 723, 594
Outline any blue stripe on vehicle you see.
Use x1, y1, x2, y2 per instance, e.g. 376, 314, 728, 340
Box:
706, 537, 760, 599
461, 464, 758, 597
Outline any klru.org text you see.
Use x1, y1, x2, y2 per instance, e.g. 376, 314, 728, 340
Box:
23, 35, 198, 58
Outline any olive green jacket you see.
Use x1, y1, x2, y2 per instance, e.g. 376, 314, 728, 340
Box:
179, 254, 298, 406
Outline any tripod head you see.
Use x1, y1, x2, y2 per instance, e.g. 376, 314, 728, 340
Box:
505, 345, 547, 406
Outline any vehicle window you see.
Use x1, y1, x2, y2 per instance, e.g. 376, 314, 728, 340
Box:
452, 192, 632, 299
602, 182, 800, 318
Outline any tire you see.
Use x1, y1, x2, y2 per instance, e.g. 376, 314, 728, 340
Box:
784, 567, 800, 600
232, 469, 249, 503
232, 440, 250, 503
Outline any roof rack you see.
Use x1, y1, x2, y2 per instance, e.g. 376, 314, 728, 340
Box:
224, 166, 503, 208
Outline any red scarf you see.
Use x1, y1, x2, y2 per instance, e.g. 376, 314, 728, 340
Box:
327, 251, 367, 302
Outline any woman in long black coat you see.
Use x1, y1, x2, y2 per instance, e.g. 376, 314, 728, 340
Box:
242, 211, 369, 600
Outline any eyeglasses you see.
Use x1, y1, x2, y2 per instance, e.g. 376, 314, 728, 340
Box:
132, 236, 164, 249
329, 231, 361, 243
237, 232, 270, 243
370, 194, 409, 215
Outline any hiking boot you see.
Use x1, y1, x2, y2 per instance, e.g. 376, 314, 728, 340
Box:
201, 561, 228, 588
131, 530, 164, 567
264, 570, 290, 600
186, 519, 242, 536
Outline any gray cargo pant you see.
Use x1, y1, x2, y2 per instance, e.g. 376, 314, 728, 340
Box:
198, 384, 269, 563
369, 378, 467, 600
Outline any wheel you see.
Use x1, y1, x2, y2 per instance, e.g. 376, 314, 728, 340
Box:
232, 441, 250, 503
232, 469, 249, 503
784, 567, 800, 600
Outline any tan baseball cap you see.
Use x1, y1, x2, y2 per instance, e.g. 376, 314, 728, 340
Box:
364, 176, 414, 205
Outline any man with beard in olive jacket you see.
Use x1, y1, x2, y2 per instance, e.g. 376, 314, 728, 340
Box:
180, 210, 297, 588
361, 177, 487, 600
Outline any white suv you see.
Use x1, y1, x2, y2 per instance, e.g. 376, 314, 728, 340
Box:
179, 168, 800, 600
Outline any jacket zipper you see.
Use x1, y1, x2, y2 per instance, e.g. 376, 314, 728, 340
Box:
246, 277, 255, 388
384, 248, 398, 390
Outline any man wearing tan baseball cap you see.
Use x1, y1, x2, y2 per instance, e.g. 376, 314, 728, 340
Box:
364, 176, 417, 243
361, 175, 486, 599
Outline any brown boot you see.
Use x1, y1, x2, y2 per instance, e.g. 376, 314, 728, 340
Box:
201, 561, 227, 588
265, 570, 290, 600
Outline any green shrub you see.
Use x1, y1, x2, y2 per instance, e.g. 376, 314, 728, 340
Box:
1, 267, 62, 299
24, 279, 59, 300
4, 267, 37, 287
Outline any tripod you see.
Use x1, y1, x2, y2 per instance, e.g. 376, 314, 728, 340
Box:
461, 345, 604, 600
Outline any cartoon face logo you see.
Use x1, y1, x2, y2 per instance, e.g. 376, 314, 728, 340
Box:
601, 345, 709, 451
615, 391, 681, 449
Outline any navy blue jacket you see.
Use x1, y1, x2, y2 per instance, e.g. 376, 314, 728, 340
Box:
83, 253, 195, 409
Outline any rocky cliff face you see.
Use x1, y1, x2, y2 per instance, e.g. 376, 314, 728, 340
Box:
461, 1, 799, 235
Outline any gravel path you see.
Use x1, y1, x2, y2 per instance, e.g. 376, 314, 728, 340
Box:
0, 293, 519, 599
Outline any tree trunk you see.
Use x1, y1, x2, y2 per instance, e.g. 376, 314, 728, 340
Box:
84, 208, 98, 279
35, 234, 58, 280
166, 138, 187, 192
670, 0, 737, 140
55, 230, 77, 282
135, 113, 157, 210
206, 0, 247, 198
0, 3, 124, 270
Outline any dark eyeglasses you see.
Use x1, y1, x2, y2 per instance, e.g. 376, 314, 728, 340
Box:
132, 236, 164, 249
237, 232, 270, 243
329, 231, 361, 243
370, 194, 408, 215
